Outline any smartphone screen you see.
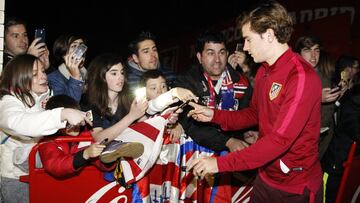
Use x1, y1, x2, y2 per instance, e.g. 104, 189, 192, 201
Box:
73, 44, 88, 60
330, 86, 341, 94
34, 28, 46, 44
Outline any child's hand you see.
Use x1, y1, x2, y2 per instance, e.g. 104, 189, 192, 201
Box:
83, 143, 106, 160
162, 106, 181, 124
171, 87, 198, 103
168, 124, 183, 143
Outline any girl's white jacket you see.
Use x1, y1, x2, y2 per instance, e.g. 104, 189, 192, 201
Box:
0, 90, 66, 179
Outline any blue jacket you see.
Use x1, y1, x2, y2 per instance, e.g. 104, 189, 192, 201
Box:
126, 60, 176, 91
47, 64, 86, 102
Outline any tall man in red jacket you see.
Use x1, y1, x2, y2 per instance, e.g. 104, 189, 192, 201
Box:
187, 1, 323, 202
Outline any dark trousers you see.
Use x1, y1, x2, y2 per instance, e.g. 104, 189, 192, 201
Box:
250, 176, 323, 203
325, 172, 341, 203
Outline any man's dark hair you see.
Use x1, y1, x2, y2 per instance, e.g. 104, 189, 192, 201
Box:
195, 31, 227, 53
128, 31, 157, 56
294, 36, 322, 53
46, 95, 80, 110
4, 17, 27, 34
336, 55, 359, 71
140, 69, 166, 86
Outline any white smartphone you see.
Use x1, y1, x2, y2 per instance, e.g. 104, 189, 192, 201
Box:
73, 44, 88, 60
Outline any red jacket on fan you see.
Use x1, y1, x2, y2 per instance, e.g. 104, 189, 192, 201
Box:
212, 48, 323, 195
38, 130, 115, 178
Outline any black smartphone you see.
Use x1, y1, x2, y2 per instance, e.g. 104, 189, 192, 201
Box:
166, 100, 193, 129
34, 28, 46, 44
330, 84, 342, 93
173, 99, 193, 112
100, 138, 109, 145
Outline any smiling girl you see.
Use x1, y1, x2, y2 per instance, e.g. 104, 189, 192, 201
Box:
0, 54, 90, 203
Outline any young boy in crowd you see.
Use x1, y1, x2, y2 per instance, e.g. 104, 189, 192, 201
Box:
140, 70, 194, 143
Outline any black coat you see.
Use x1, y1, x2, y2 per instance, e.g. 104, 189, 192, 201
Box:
174, 65, 253, 151
322, 85, 360, 174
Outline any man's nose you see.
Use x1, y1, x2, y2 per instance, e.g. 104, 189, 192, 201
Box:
150, 50, 157, 58
243, 42, 249, 51
215, 53, 221, 62
19, 35, 28, 43
310, 50, 317, 57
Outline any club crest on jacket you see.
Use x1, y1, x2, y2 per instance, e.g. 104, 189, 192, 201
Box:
269, 82, 282, 100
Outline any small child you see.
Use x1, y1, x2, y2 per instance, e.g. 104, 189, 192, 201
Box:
140, 70, 196, 143
38, 95, 114, 178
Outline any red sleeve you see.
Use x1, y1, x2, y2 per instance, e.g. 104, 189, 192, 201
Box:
39, 141, 78, 178
39, 140, 115, 178
212, 107, 258, 131
216, 63, 322, 172
211, 81, 259, 130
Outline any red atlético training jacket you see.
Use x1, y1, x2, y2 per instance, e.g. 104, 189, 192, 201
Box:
213, 48, 323, 195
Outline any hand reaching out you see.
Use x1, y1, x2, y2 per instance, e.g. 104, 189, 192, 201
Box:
61, 108, 93, 127
187, 157, 218, 180
128, 98, 148, 121
187, 102, 214, 122
171, 87, 198, 103
167, 124, 183, 143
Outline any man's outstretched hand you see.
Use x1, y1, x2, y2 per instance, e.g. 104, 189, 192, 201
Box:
187, 102, 214, 122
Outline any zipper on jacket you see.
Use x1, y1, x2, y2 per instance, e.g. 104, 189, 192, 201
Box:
263, 68, 270, 78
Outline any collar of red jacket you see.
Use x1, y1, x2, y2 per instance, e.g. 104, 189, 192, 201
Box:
262, 47, 294, 71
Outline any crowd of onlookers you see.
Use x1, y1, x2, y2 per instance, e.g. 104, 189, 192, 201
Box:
0, 1, 359, 202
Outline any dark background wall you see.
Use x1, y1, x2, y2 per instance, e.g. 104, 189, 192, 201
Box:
5, 0, 252, 61
5, 0, 359, 72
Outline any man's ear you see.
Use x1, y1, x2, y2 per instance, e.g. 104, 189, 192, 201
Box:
196, 52, 202, 64
132, 54, 140, 64
266, 28, 275, 43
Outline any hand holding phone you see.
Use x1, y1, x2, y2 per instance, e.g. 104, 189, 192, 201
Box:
236, 43, 243, 52
330, 84, 342, 94
100, 138, 109, 145
330, 87, 341, 94
73, 44, 88, 60
172, 99, 192, 113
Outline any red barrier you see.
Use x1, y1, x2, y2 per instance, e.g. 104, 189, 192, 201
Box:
335, 142, 360, 203
19, 136, 133, 203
